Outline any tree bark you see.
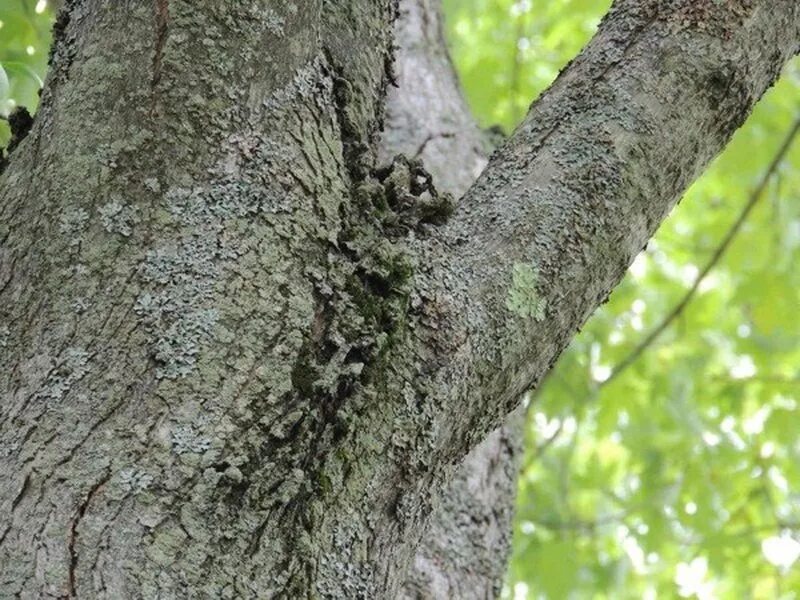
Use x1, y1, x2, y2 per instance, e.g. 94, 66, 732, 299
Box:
1, 0, 798, 598
383, 5, 525, 597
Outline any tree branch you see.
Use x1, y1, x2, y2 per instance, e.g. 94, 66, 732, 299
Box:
381, 1, 526, 596
603, 116, 800, 386
418, 0, 800, 448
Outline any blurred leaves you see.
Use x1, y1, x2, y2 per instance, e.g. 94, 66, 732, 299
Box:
443, 0, 608, 133
443, 0, 800, 598
0, 0, 53, 143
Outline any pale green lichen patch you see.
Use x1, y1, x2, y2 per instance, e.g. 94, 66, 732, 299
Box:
119, 468, 154, 494
98, 199, 140, 236
171, 424, 212, 455
44, 346, 90, 400
58, 206, 89, 234
135, 233, 221, 379
58, 205, 90, 248
506, 262, 547, 321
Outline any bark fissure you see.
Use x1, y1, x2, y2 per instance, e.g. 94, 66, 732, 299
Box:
67, 473, 111, 599
150, 0, 169, 96
8, 472, 31, 514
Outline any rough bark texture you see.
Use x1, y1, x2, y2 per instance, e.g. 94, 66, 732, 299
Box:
381, 2, 525, 598
1, 0, 798, 598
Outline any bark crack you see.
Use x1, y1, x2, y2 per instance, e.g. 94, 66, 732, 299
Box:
150, 0, 170, 101
66, 473, 110, 598
10, 472, 32, 513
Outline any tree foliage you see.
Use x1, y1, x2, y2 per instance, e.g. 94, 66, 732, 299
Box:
3, 1, 800, 597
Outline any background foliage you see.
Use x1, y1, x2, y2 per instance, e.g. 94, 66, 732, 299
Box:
2, 1, 800, 597
0, 0, 49, 144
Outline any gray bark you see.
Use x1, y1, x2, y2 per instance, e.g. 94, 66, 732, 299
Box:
381, 2, 524, 598
1, 0, 798, 598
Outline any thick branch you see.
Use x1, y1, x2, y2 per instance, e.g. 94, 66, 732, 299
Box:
419, 0, 800, 446
604, 117, 800, 386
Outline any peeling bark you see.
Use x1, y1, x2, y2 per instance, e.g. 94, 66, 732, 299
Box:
1, 0, 798, 598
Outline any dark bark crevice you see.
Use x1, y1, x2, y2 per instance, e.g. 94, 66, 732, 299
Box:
149, 0, 170, 99
67, 472, 111, 598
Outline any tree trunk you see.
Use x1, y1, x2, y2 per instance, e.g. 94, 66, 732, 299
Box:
383, 6, 525, 598
1, 0, 798, 598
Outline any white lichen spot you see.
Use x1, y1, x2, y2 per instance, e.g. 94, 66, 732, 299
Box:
171, 425, 211, 455
506, 262, 547, 321
0, 324, 9, 347
45, 346, 90, 400
58, 206, 89, 245
69, 263, 90, 277
0, 438, 20, 459
264, 9, 286, 36
72, 296, 90, 314
134, 292, 166, 318
119, 468, 154, 493
98, 200, 140, 236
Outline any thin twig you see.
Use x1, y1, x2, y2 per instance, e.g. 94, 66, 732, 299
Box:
532, 418, 564, 460
602, 116, 800, 387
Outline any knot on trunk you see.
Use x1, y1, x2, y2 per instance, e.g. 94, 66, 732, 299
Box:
355, 154, 454, 236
